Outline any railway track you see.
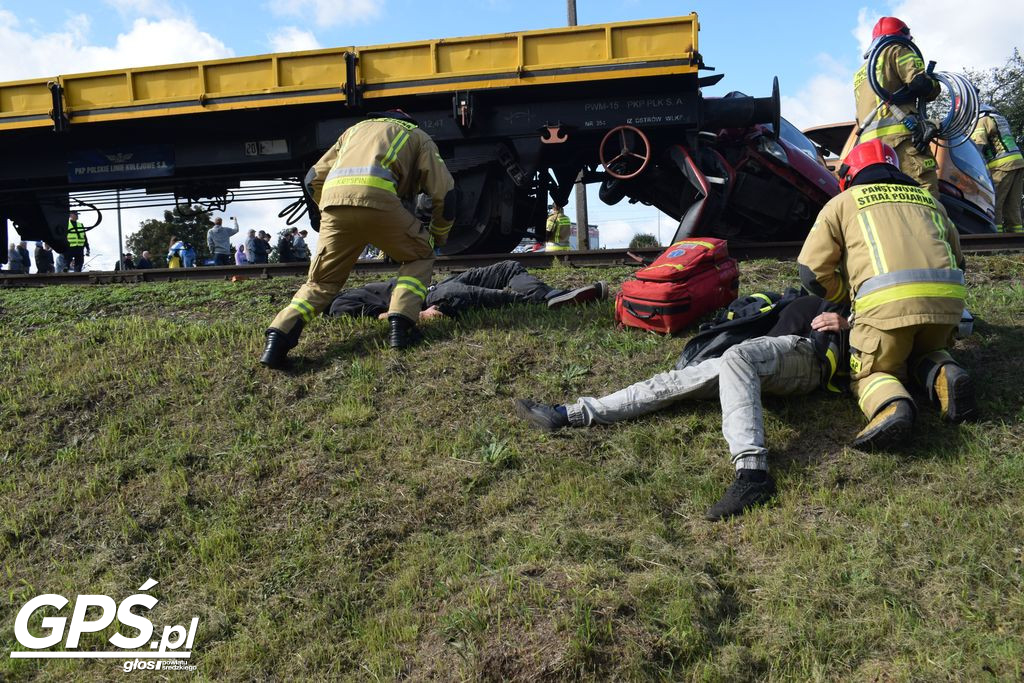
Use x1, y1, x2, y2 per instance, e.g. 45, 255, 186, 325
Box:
2, 233, 1023, 287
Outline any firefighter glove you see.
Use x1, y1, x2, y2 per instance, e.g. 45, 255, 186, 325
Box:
912, 119, 938, 153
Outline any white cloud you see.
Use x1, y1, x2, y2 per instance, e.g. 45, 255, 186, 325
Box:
268, 0, 383, 28
269, 26, 321, 53
105, 0, 178, 20
780, 53, 856, 130
0, 11, 232, 81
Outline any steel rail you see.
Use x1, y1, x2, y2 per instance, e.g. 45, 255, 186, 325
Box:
3, 233, 1023, 288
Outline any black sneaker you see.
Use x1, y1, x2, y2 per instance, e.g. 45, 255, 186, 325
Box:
852, 398, 915, 450
513, 399, 569, 431
547, 281, 608, 309
705, 470, 777, 521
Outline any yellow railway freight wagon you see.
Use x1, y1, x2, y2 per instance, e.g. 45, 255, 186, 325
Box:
0, 14, 781, 258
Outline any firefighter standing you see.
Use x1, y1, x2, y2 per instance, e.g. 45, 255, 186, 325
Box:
798, 140, 976, 449
971, 104, 1024, 233
544, 205, 571, 251
65, 210, 90, 272
260, 110, 455, 368
853, 17, 941, 197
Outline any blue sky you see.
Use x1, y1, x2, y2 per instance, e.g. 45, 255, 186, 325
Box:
1, 0, 1020, 266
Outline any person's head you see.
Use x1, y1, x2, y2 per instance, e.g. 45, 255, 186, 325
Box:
142, 250, 150, 259
299, 229, 308, 237
36, 241, 43, 248
871, 16, 911, 41
838, 139, 899, 191
248, 229, 256, 236
290, 227, 298, 234
8, 243, 14, 251
238, 244, 245, 252
69, 210, 78, 220
552, 204, 563, 215
214, 217, 223, 226
18, 241, 25, 248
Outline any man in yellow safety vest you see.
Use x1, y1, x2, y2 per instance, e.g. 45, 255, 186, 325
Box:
65, 210, 90, 272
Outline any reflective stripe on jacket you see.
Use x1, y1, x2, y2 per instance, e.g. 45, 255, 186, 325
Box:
797, 182, 965, 330
854, 44, 937, 144
308, 117, 455, 234
971, 112, 1024, 171
67, 220, 87, 247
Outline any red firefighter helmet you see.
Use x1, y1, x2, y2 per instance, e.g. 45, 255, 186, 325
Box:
838, 140, 899, 191
872, 17, 911, 40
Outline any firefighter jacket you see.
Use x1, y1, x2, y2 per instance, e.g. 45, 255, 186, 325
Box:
545, 211, 571, 250
308, 117, 455, 244
798, 174, 965, 331
971, 111, 1024, 172
66, 219, 88, 248
854, 43, 939, 144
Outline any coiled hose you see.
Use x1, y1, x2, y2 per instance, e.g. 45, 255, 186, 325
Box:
930, 71, 980, 147
865, 34, 979, 146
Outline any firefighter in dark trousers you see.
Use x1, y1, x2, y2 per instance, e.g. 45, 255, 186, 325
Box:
65, 210, 90, 272
260, 110, 455, 368
971, 104, 1024, 233
798, 140, 976, 449
853, 17, 941, 197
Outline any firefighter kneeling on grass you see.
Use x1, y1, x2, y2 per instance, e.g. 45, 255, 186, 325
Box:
798, 139, 977, 449
260, 109, 455, 368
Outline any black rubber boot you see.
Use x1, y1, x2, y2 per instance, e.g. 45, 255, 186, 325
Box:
705, 469, 777, 521
547, 281, 609, 309
259, 322, 303, 369
388, 314, 423, 349
852, 398, 915, 450
513, 399, 570, 431
933, 364, 977, 423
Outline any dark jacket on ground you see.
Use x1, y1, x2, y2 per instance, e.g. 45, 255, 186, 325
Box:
327, 260, 561, 318
677, 293, 849, 391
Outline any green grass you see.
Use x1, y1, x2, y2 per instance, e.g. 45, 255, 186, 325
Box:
1, 256, 1023, 681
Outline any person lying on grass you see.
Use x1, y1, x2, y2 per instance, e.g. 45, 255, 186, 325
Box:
514, 294, 850, 521
326, 260, 607, 321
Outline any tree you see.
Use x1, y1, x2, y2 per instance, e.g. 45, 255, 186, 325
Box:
629, 233, 660, 249
966, 49, 1024, 139
126, 206, 214, 267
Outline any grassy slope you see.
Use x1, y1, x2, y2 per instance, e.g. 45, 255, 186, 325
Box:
1, 256, 1022, 682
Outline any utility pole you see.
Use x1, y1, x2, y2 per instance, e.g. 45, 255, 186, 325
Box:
116, 189, 124, 271
568, 0, 590, 250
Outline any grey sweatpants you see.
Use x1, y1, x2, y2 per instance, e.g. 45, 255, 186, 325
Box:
566, 335, 822, 470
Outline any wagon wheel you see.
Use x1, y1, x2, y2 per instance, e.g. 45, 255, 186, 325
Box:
599, 125, 652, 179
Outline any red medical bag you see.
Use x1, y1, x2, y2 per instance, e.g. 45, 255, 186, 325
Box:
615, 237, 739, 334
